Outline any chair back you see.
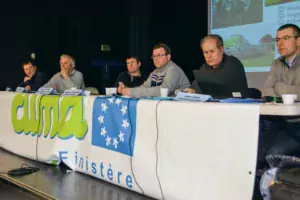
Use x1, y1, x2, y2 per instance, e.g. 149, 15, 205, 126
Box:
85, 87, 99, 95
246, 88, 262, 99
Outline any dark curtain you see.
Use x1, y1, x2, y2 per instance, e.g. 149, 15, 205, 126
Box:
0, 0, 208, 91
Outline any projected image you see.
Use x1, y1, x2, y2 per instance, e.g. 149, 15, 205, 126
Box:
212, 0, 263, 29
224, 34, 275, 67
265, 0, 298, 6
210, 0, 300, 71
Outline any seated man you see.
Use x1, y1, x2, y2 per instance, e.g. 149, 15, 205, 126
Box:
264, 24, 300, 98
118, 43, 190, 97
18, 60, 48, 92
115, 56, 145, 88
259, 24, 300, 166
43, 54, 85, 93
184, 34, 248, 95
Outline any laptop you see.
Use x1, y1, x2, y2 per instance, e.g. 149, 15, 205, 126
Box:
193, 70, 248, 99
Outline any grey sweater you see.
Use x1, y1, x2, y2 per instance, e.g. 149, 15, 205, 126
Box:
264, 54, 300, 100
43, 69, 85, 93
130, 60, 190, 97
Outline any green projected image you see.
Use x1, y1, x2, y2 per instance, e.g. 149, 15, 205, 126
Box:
265, 0, 299, 7
224, 34, 275, 67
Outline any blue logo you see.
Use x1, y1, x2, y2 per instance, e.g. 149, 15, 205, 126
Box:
92, 97, 138, 156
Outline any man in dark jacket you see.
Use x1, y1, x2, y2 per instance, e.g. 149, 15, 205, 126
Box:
115, 56, 145, 90
184, 34, 248, 95
18, 60, 48, 92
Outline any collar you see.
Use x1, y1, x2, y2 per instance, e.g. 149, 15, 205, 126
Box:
70, 69, 76, 75
206, 54, 227, 70
285, 55, 297, 67
127, 71, 141, 77
280, 54, 299, 68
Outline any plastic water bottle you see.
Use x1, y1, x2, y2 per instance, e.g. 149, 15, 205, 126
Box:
260, 167, 278, 200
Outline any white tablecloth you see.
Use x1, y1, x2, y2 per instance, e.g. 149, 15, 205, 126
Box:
0, 92, 262, 200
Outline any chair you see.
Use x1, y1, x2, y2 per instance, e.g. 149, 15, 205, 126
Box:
246, 88, 262, 99
84, 87, 99, 95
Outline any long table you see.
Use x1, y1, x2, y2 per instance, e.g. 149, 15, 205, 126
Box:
260, 102, 300, 116
0, 91, 286, 200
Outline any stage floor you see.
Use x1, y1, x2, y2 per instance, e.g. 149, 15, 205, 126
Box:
0, 181, 41, 200
0, 148, 154, 200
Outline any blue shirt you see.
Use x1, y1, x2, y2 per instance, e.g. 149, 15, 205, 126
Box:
285, 55, 297, 68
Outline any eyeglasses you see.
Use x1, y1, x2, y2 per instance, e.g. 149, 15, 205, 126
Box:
151, 54, 167, 59
275, 35, 299, 42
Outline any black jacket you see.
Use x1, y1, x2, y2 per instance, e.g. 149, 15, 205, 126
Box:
192, 54, 248, 94
114, 71, 145, 88
18, 70, 48, 91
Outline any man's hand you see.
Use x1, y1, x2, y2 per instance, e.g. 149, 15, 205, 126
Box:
52, 85, 57, 90
121, 88, 131, 96
183, 88, 196, 93
118, 82, 131, 95
25, 85, 31, 92
118, 82, 125, 94
24, 76, 32, 82
60, 69, 69, 79
275, 82, 291, 94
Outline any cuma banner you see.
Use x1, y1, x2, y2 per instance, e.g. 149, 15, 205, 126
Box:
11, 94, 88, 140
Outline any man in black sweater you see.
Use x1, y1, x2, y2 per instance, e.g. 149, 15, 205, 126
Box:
115, 56, 145, 92
18, 60, 48, 92
184, 34, 248, 95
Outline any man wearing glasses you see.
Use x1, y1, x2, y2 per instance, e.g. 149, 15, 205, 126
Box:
258, 24, 300, 168
118, 43, 190, 97
264, 23, 300, 97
